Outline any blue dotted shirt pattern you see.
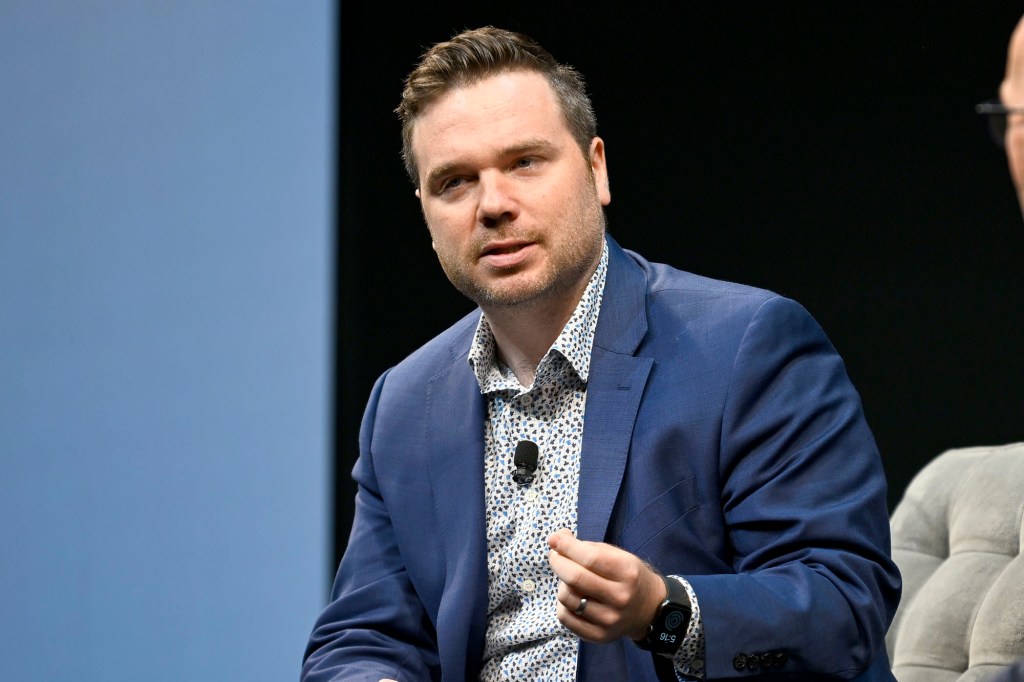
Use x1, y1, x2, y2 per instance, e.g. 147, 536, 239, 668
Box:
470, 241, 704, 681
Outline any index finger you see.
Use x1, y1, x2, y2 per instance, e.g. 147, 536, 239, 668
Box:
547, 528, 575, 551
548, 530, 630, 580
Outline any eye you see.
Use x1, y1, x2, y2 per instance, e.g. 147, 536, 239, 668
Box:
513, 157, 535, 170
437, 176, 465, 195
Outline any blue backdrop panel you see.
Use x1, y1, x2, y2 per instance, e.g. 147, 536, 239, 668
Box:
0, 2, 333, 680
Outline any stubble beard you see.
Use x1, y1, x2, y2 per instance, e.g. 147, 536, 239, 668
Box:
435, 193, 606, 313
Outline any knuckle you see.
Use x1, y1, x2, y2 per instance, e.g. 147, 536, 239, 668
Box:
605, 584, 632, 610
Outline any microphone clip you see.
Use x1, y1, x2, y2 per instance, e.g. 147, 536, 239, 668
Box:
512, 440, 539, 486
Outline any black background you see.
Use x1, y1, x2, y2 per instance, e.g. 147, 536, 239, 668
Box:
335, 4, 1024, 571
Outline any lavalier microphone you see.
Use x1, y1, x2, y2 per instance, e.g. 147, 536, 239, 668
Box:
512, 440, 539, 485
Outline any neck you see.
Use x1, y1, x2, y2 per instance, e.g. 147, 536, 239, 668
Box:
481, 237, 605, 386
484, 296, 578, 387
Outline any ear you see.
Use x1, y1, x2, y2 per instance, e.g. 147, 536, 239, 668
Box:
415, 188, 421, 199
590, 137, 611, 206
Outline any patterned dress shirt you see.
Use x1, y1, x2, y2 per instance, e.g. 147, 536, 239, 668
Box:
469, 241, 705, 680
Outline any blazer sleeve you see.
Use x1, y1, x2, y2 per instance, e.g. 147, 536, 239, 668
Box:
685, 295, 901, 679
301, 369, 440, 682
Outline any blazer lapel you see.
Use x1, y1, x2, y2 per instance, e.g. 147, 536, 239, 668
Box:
424, 334, 489, 666
426, 357, 487, 562
577, 350, 652, 542
577, 236, 653, 543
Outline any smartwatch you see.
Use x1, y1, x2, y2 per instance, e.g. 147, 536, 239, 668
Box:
635, 574, 692, 656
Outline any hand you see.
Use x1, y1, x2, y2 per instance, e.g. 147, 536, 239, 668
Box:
547, 528, 666, 643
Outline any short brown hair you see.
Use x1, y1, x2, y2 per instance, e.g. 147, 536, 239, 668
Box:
395, 26, 598, 185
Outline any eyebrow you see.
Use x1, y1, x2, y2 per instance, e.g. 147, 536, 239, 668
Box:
424, 138, 560, 188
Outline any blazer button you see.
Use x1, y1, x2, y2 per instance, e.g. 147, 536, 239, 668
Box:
747, 653, 761, 669
733, 653, 747, 671
774, 651, 788, 668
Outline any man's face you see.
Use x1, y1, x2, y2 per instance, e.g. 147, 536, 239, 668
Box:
410, 70, 611, 316
1001, 17, 1024, 213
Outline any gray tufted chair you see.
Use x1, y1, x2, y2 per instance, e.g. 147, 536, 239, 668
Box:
886, 441, 1024, 681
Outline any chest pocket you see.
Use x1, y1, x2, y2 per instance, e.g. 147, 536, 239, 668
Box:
615, 475, 701, 557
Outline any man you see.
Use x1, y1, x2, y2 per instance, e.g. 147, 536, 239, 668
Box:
975, 15, 1024, 682
999, 12, 1024, 214
303, 26, 900, 681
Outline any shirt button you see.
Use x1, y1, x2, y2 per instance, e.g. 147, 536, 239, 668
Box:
524, 489, 538, 501
521, 579, 536, 593
520, 394, 533, 405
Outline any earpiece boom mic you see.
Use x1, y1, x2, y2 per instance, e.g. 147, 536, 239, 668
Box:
512, 440, 539, 485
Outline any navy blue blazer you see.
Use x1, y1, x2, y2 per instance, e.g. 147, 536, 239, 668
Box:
993, 659, 1024, 682
303, 235, 901, 681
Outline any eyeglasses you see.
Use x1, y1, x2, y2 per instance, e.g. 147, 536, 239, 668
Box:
975, 99, 1024, 148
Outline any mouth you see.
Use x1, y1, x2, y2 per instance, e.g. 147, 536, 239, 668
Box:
479, 240, 534, 268
481, 241, 527, 257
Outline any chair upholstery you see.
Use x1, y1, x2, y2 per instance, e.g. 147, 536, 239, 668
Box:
887, 442, 1024, 681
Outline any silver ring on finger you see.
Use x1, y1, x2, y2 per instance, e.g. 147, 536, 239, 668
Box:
574, 597, 589, 616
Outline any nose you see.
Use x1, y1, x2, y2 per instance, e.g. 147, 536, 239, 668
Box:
476, 170, 517, 228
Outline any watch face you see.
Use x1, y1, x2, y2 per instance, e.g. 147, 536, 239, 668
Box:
648, 603, 690, 654
640, 576, 692, 655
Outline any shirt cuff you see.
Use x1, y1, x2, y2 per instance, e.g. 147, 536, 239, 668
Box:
665, 575, 705, 680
